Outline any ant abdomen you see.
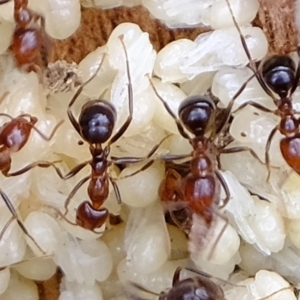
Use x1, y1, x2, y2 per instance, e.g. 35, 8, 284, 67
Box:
280, 135, 300, 174
76, 201, 108, 230
0, 116, 37, 151
179, 96, 215, 136
262, 55, 296, 97
11, 28, 41, 65
79, 100, 116, 144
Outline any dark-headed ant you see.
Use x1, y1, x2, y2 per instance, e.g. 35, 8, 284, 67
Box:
0, 93, 63, 253
128, 267, 225, 300
0, 0, 50, 72
126, 267, 293, 300
225, 0, 300, 180
53, 36, 160, 232
150, 81, 262, 234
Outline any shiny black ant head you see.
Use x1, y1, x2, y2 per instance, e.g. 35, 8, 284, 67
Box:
159, 277, 224, 300
79, 100, 116, 144
178, 96, 215, 136
262, 55, 296, 98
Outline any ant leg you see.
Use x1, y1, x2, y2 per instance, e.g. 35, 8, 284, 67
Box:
148, 75, 190, 140
172, 267, 182, 286
215, 170, 230, 208
108, 36, 133, 145
231, 100, 275, 115
218, 73, 256, 134
115, 160, 154, 181
225, 0, 276, 102
44, 204, 77, 227
257, 287, 293, 300
207, 213, 229, 261
225, 0, 255, 69
68, 53, 107, 135
0, 0, 11, 4
3, 160, 89, 180
3, 161, 64, 177
265, 126, 278, 182
0, 92, 9, 105
110, 134, 172, 164
64, 175, 90, 214
127, 282, 160, 297
220, 146, 265, 165
0, 189, 45, 254
109, 176, 121, 204
169, 208, 191, 234
0, 113, 14, 120
30, 119, 64, 141
0, 215, 14, 240
160, 153, 192, 161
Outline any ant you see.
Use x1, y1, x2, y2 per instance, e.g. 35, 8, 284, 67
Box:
52, 36, 160, 232
225, 0, 300, 180
0, 0, 50, 72
126, 267, 292, 300
126, 267, 291, 300
127, 267, 225, 300
0, 93, 63, 253
150, 81, 262, 235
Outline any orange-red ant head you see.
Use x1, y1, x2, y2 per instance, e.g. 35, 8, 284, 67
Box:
79, 100, 117, 145
179, 96, 215, 137
262, 55, 296, 98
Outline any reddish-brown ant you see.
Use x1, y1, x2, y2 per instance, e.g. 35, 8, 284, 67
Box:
0, 0, 50, 72
52, 36, 160, 232
0, 94, 63, 253
225, 0, 300, 180
150, 83, 262, 230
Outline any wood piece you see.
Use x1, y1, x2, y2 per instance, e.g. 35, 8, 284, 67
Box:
49, 5, 210, 63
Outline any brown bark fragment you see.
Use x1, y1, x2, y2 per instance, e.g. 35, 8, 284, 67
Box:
253, 0, 298, 55
49, 1, 299, 63
49, 5, 210, 63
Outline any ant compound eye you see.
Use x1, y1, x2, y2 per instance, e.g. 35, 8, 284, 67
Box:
262, 55, 296, 98
79, 100, 116, 144
179, 96, 215, 136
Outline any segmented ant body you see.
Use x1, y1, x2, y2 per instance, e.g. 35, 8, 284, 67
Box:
0, 95, 63, 252
151, 87, 260, 227
0, 0, 50, 72
225, 0, 300, 180
57, 36, 155, 231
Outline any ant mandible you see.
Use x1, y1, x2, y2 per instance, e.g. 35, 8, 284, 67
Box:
0, 93, 63, 253
0, 0, 50, 72
225, 0, 300, 180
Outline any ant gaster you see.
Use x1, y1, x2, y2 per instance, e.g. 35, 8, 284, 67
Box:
225, 0, 300, 180
0, 0, 50, 72
0, 92, 63, 253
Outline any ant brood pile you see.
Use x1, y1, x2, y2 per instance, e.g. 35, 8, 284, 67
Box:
0, 0, 299, 299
